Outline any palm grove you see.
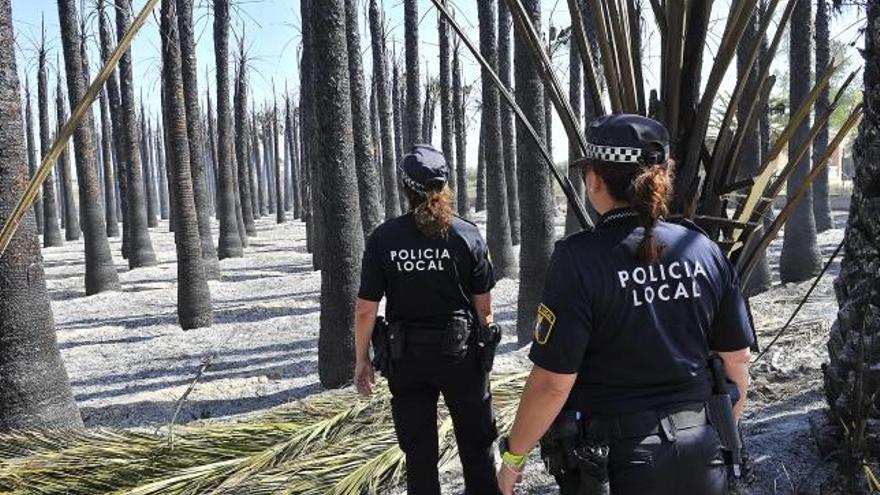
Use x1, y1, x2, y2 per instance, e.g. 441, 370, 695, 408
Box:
0, 0, 878, 488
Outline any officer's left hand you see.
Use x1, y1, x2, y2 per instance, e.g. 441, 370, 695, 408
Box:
497, 464, 522, 495
354, 360, 375, 397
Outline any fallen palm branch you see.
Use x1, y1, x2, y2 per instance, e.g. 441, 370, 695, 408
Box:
0, 372, 529, 495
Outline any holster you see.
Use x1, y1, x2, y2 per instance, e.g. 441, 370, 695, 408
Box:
707, 355, 744, 478
388, 322, 405, 361
540, 410, 610, 493
476, 322, 502, 371
370, 317, 391, 377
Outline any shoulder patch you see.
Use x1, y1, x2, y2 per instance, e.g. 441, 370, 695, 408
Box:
533, 303, 557, 345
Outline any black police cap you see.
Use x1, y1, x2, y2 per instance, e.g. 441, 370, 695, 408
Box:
398, 144, 449, 193
575, 113, 670, 167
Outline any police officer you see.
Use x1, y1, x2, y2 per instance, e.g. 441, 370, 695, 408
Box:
353, 144, 502, 495
496, 114, 753, 495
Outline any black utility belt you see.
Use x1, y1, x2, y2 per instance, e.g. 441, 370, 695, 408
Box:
585, 403, 708, 441
388, 318, 473, 358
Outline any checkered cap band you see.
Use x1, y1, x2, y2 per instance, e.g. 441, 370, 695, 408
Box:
399, 168, 427, 194
585, 143, 644, 164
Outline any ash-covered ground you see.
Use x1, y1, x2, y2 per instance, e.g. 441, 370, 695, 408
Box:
44, 209, 847, 494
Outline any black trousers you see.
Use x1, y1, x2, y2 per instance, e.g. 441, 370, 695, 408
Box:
389, 346, 501, 495
554, 424, 726, 495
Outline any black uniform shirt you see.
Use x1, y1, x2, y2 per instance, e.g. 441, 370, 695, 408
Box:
358, 212, 495, 327
529, 208, 754, 418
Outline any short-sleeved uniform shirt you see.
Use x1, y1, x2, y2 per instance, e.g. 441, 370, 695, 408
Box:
358, 212, 495, 328
529, 208, 754, 418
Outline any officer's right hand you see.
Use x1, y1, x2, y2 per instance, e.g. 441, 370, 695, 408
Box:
354, 360, 375, 397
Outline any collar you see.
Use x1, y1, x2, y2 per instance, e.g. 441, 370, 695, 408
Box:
597, 207, 639, 228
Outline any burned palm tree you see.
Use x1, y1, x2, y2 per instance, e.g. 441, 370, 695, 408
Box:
58, 0, 121, 294
403, 0, 422, 149
273, 93, 285, 225
369, 0, 400, 219
37, 35, 63, 248
438, 0, 457, 213
55, 77, 79, 241
177, 0, 220, 279
345, 0, 382, 236
514, 0, 554, 345
312, 0, 364, 388
140, 107, 158, 228
285, 92, 301, 219
498, 0, 520, 243
98, 88, 119, 238
234, 33, 257, 237
160, 0, 213, 330
453, 41, 469, 216
812, 0, 833, 232
115, 0, 157, 268
477, 0, 515, 279
213, 0, 243, 258
24, 79, 43, 236
0, 0, 82, 430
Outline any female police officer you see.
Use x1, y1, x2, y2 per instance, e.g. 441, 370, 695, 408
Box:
496, 114, 753, 495
353, 144, 502, 495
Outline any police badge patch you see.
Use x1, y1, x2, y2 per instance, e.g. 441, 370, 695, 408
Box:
533, 303, 557, 345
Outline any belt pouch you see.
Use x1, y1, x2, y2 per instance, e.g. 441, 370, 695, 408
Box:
388, 322, 405, 361
441, 318, 470, 358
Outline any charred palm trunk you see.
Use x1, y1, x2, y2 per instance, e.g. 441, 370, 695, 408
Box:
367, 0, 399, 220
206, 87, 219, 219
252, 112, 267, 217
498, 0, 520, 244
233, 42, 257, 237
476, 115, 486, 212
285, 94, 302, 219
213, 0, 243, 258
273, 98, 286, 224
737, 10, 771, 295
55, 79, 79, 241
98, 0, 128, 252
515, 0, 553, 345
115, 0, 157, 268
302, 0, 324, 269
24, 80, 43, 235
780, 0, 821, 283
160, 0, 213, 330
37, 40, 63, 247
177, 0, 219, 279
140, 109, 158, 228
314, 0, 363, 388
393, 57, 404, 166
565, 35, 584, 236
58, 0, 121, 294
345, 0, 382, 237
0, 0, 82, 430
403, 0, 421, 150
438, 0, 457, 213
453, 42, 469, 216
812, 0, 833, 232
477, 0, 514, 279
156, 131, 169, 220
98, 89, 119, 237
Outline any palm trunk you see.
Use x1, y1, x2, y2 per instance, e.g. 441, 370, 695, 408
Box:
58, 0, 121, 294
115, 0, 157, 268
438, 0, 457, 212
368, 0, 400, 219
738, 9, 771, 295
780, 0, 821, 283
498, 0, 520, 244
252, 112, 267, 217
160, 0, 213, 330
565, 34, 585, 236
38, 40, 63, 247
177, 0, 220, 279
99, 88, 119, 237
302, 0, 324, 269
24, 80, 44, 235
234, 42, 257, 237
476, 115, 486, 212
403, 0, 421, 150
477, 0, 514, 279
55, 79, 80, 241
812, 0, 833, 232
313, 0, 363, 388
0, 0, 82, 430
515, 0, 553, 345
345, 0, 382, 237
213, 0, 244, 258
393, 57, 404, 166
156, 132, 169, 220
98, 0, 128, 253
453, 42, 469, 217
140, 109, 158, 228
273, 98, 286, 224
206, 86, 220, 219
285, 95, 302, 219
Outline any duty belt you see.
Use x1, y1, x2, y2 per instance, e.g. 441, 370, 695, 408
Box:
585, 402, 708, 441
394, 319, 473, 346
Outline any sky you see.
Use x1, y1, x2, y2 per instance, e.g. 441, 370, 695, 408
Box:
9, 0, 868, 168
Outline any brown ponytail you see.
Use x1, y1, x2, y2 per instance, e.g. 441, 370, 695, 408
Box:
589, 160, 674, 264
405, 184, 454, 238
